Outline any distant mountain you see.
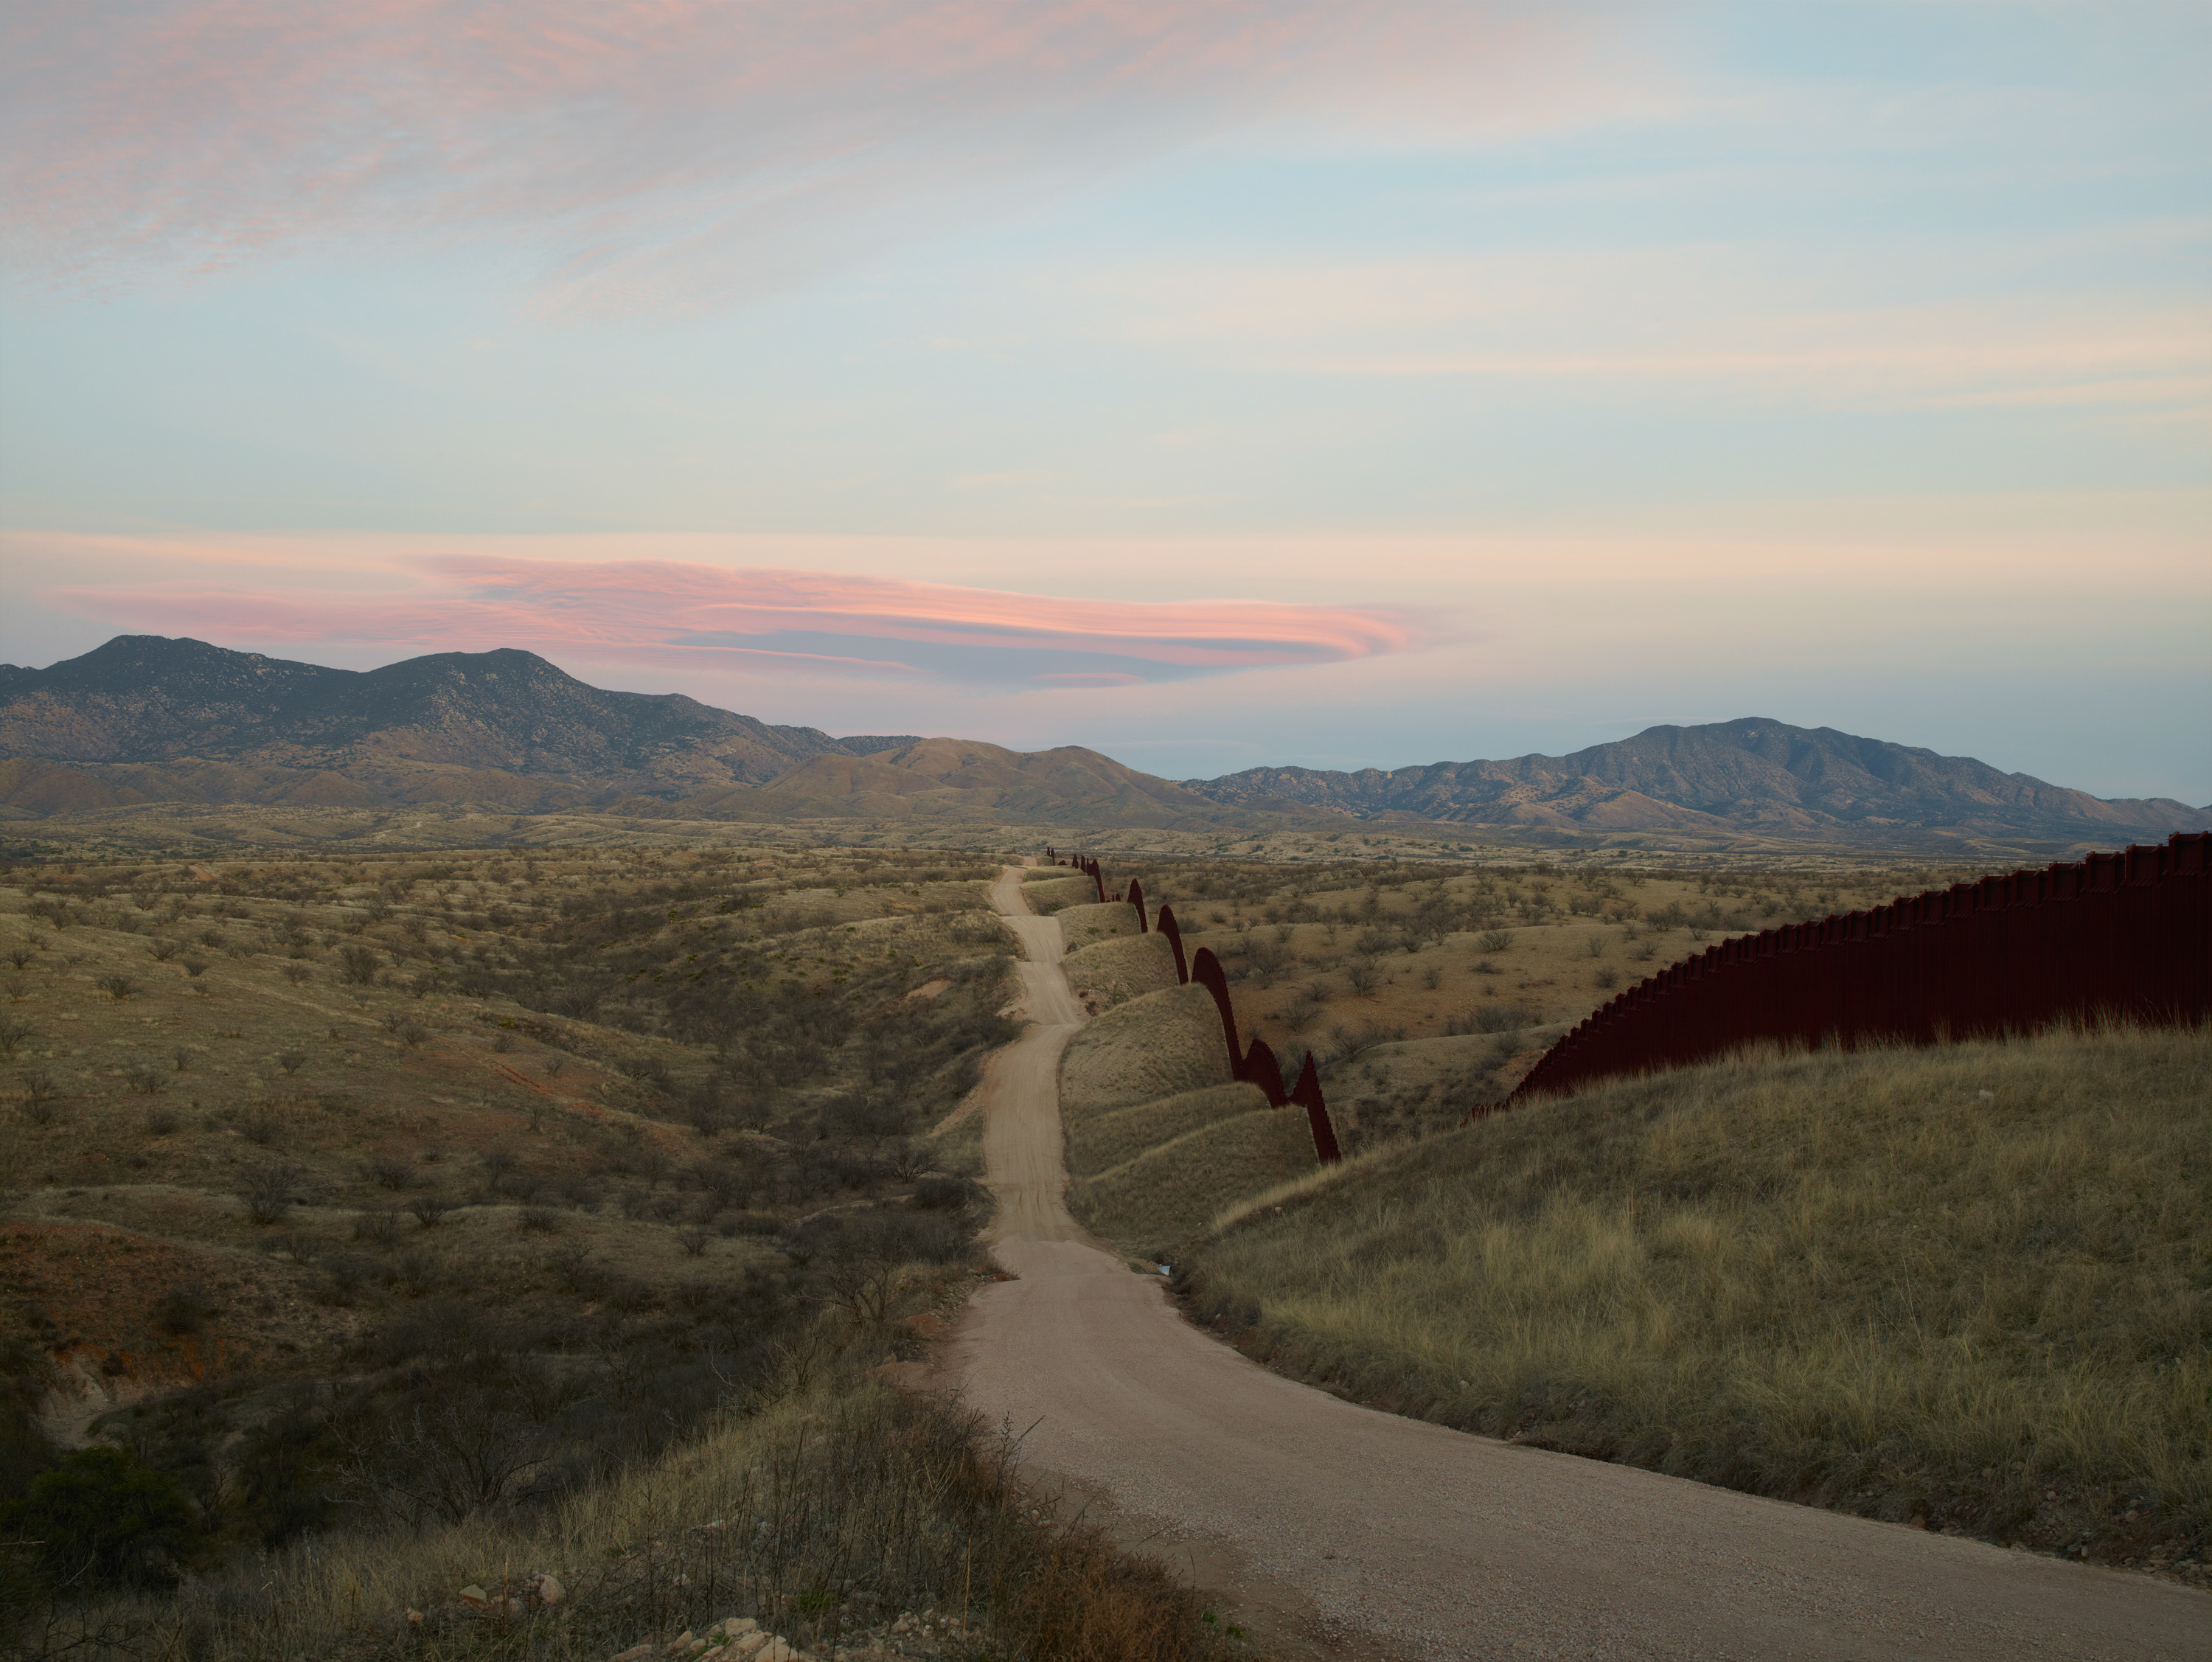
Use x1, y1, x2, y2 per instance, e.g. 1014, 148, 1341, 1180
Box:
0, 636, 922, 816
1182, 718, 2207, 846
4, 641, 2197, 849
617, 737, 1238, 828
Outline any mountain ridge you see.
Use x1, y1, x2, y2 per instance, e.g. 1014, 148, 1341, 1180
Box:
0, 638, 2200, 847
0, 636, 922, 813
1180, 717, 2206, 844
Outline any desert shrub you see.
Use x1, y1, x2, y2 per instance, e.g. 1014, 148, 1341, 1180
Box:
157, 1283, 218, 1335
912, 1174, 980, 1211
352, 1209, 402, 1249
94, 973, 139, 1001
274, 1049, 307, 1076
147, 937, 180, 962
0, 1017, 34, 1060
122, 1063, 164, 1095
1477, 928, 1514, 953
143, 1106, 178, 1136
337, 944, 382, 985
18, 1068, 60, 1124
408, 1194, 450, 1228
366, 1155, 411, 1190
1473, 1001, 1537, 1034
243, 1166, 296, 1225
0, 1445, 193, 1590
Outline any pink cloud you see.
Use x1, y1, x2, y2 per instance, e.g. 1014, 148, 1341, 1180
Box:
37, 553, 1421, 686
1, 2, 1617, 312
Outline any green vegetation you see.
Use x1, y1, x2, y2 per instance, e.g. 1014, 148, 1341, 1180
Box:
1183, 1024, 2211, 1574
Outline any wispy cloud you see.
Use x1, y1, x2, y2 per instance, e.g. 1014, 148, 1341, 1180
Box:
34, 549, 1420, 686
1, 1, 1621, 314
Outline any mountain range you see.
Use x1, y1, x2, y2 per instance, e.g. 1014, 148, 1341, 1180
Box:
1179, 719, 2208, 846
0, 636, 2202, 849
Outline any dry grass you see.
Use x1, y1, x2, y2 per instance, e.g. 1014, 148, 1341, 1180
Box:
1060, 933, 1178, 1015
21, 1378, 1235, 1662
1062, 1085, 1265, 1183
1057, 987, 1230, 1119
1051, 902, 1141, 950
1183, 1023, 2212, 1578
1016, 875, 1097, 914
1071, 1108, 1317, 1253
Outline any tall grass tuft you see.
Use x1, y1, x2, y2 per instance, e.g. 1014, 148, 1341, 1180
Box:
1188, 1023, 2211, 1564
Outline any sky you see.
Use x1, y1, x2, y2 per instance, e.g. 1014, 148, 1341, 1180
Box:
1, 1, 2207, 802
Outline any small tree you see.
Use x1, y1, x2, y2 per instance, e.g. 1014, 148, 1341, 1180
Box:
338, 945, 382, 986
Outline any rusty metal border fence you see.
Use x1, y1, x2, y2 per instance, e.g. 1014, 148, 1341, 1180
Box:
1502, 831, 2210, 1110
1046, 849, 1342, 1164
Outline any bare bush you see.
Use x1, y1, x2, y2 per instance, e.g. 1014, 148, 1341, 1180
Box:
0, 1016, 33, 1060
94, 973, 140, 1001
352, 1209, 402, 1249
243, 1166, 297, 1225
19, 1068, 60, 1124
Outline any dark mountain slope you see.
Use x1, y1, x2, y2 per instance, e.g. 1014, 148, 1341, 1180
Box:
1184, 717, 2207, 844
0, 636, 920, 812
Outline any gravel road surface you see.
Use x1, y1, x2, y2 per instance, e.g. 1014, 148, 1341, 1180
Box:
945, 866, 2210, 1661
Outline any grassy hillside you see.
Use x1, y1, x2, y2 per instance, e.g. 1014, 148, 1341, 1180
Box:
0, 841, 1078, 1648
1182, 1025, 2211, 1580
1061, 933, 1178, 1015
1071, 1098, 1315, 1251
1058, 985, 1231, 1119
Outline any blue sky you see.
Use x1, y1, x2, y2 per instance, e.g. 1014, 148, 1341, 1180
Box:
2, 1, 2205, 799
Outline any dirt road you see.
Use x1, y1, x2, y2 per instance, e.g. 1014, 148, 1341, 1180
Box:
947, 867, 2210, 1661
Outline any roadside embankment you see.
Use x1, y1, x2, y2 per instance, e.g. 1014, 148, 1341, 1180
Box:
1180, 1022, 2212, 1582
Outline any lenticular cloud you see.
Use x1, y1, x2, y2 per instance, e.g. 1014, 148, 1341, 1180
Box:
40, 554, 1420, 688
1, 1, 1582, 313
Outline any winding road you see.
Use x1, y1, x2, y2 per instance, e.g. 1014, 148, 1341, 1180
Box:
945, 866, 2208, 1661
